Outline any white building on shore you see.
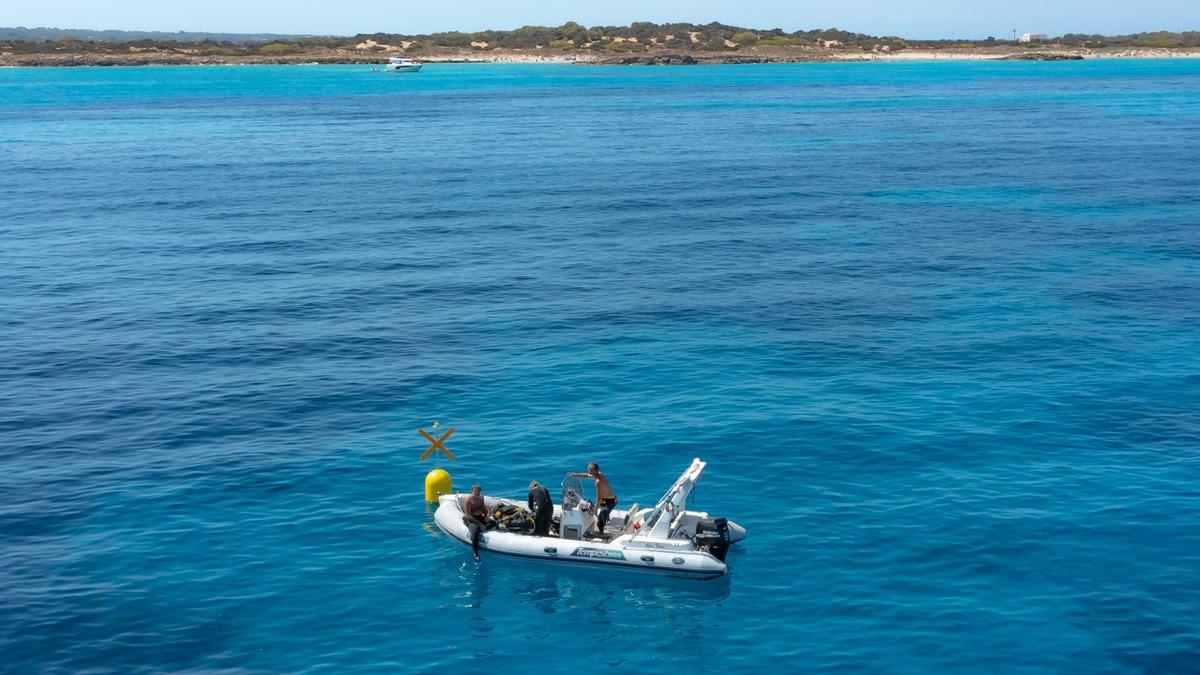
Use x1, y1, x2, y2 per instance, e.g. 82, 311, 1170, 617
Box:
1019, 32, 1049, 43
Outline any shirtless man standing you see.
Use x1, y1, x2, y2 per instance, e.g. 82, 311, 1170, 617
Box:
568, 462, 617, 535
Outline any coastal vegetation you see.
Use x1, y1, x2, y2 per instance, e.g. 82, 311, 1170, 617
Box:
2, 23, 1198, 65
3, 22, 1199, 53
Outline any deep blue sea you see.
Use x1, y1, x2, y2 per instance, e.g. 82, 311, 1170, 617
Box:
2, 60, 1199, 672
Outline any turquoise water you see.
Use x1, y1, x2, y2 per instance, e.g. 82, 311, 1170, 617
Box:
2, 60, 1199, 672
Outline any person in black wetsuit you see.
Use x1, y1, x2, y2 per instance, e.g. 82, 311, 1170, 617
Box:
527, 480, 553, 536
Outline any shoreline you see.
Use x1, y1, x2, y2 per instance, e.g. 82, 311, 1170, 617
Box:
3, 47, 1200, 67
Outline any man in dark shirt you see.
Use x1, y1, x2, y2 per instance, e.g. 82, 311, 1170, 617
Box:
462, 483, 489, 560
527, 480, 553, 537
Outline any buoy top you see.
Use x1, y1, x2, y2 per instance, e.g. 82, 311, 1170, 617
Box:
425, 468, 452, 503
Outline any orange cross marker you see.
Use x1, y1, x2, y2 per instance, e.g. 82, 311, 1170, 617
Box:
419, 427, 456, 461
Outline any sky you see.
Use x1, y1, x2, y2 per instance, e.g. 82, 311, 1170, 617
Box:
5, 0, 1199, 39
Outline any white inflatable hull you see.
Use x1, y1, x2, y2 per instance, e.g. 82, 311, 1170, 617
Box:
434, 495, 739, 580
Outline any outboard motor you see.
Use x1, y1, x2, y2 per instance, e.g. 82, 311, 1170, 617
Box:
693, 517, 731, 562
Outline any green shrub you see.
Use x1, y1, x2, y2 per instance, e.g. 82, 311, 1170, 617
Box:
600, 40, 639, 51
732, 31, 759, 46
54, 36, 87, 52
259, 42, 298, 55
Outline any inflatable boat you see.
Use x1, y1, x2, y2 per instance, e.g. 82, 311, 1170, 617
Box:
433, 458, 746, 579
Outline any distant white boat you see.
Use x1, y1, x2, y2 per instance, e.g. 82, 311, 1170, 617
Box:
385, 56, 422, 73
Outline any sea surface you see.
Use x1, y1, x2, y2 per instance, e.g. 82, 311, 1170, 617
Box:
2, 60, 1199, 673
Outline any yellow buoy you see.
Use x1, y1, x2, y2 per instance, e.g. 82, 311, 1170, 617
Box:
425, 468, 452, 503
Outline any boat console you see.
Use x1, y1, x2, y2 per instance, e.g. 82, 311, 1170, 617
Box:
557, 476, 596, 540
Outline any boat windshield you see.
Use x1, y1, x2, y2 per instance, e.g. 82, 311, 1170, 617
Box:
560, 476, 585, 509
